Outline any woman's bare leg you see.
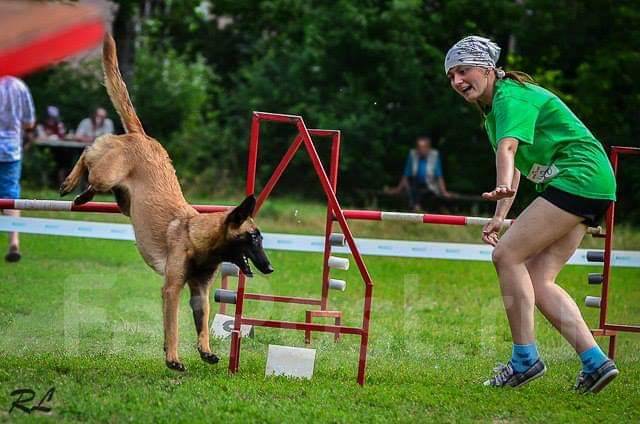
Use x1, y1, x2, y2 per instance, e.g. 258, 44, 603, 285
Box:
491, 197, 584, 344
3, 209, 20, 248
526, 224, 598, 353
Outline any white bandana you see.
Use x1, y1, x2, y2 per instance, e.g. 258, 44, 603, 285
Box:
444, 35, 501, 74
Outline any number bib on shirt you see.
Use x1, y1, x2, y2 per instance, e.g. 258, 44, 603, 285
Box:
526, 163, 559, 183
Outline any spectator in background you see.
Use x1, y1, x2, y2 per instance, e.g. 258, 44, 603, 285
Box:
74, 106, 114, 144
386, 136, 451, 211
0, 76, 35, 263
36, 105, 66, 140
34, 105, 76, 185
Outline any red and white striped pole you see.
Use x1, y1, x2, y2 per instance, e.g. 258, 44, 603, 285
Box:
0, 198, 603, 235
339, 209, 603, 235
0, 199, 229, 214
341, 209, 507, 226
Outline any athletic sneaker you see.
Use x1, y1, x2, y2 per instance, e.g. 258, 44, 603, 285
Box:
574, 359, 619, 394
483, 359, 546, 388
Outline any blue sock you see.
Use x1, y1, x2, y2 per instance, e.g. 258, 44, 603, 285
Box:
511, 343, 540, 373
579, 346, 608, 374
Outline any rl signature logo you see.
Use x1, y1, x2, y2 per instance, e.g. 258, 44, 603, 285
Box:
9, 387, 55, 414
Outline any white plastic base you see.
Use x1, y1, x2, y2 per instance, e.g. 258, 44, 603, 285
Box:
210, 313, 253, 339
265, 344, 316, 379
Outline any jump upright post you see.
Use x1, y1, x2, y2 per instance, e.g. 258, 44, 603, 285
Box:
585, 146, 640, 358
223, 111, 375, 386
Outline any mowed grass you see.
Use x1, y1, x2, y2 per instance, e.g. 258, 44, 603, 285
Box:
0, 233, 639, 423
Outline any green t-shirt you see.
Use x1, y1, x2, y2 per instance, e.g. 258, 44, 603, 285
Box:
484, 79, 616, 200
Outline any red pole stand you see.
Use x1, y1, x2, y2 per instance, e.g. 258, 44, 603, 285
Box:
225, 111, 374, 385
590, 146, 640, 359
316, 129, 341, 311
305, 310, 343, 344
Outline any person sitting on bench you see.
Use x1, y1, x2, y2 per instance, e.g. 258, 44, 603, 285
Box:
387, 135, 451, 211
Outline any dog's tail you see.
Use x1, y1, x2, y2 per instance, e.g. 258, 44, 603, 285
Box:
102, 34, 145, 135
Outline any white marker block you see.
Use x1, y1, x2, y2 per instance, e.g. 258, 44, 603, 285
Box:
585, 296, 601, 308
210, 313, 253, 339
329, 278, 346, 291
328, 256, 349, 270
265, 345, 316, 379
220, 262, 240, 277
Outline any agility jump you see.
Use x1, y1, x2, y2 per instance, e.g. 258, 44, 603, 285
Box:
583, 146, 640, 358
0, 121, 634, 385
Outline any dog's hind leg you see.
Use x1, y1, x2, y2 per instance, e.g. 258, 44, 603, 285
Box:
60, 148, 89, 196
86, 148, 131, 193
188, 279, 219, 365
162, 255, 187, 371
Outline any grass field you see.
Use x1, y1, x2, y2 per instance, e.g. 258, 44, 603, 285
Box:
1, 227, 639, 422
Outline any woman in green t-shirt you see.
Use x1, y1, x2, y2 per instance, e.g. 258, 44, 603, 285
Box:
444, 35, 618, 393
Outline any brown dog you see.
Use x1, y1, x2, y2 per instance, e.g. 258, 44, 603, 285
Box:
60, 35, 273, 371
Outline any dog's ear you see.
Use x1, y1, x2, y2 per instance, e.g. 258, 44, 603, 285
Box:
225, 195, 256, 226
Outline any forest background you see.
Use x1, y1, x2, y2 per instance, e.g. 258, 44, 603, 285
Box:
23, 0, 640, 221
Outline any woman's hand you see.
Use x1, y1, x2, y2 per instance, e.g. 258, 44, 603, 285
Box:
482, 216, 504, 246
482, 185, 516, 201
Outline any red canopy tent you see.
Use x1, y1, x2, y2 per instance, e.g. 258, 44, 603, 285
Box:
0, 0, 107, 77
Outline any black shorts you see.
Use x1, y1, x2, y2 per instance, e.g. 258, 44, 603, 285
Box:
539, 186, 612, 227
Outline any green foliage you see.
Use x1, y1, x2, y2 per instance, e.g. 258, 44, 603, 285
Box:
21, 146, 55, 189
22, 61, 115, 189
25, 60, 113, 133
131, 37, 241, 191
20, 0, 640, 221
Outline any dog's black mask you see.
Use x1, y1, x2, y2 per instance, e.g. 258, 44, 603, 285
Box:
224, 229, 273, 277
223, 195, 273, 277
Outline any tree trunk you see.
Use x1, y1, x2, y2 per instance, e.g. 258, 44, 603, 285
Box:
112, 1, 138, 88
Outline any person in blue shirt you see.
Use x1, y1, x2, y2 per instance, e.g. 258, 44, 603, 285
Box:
387, 136, 451, 211
0, 76, 35, 262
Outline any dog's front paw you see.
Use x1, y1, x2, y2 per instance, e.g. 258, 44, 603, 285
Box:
165, 360, 186, 372
198, 349, 220, 365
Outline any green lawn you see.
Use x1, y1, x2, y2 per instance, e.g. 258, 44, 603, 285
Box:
0, 232, 639, 422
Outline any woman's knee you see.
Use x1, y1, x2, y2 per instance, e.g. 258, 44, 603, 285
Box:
491, 243, 520, 268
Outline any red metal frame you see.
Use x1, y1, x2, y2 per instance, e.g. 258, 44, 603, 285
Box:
218, 129, 341, 314
305, 310, 342, 344
226, 111, 374, 385
590, 146, 640, 358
